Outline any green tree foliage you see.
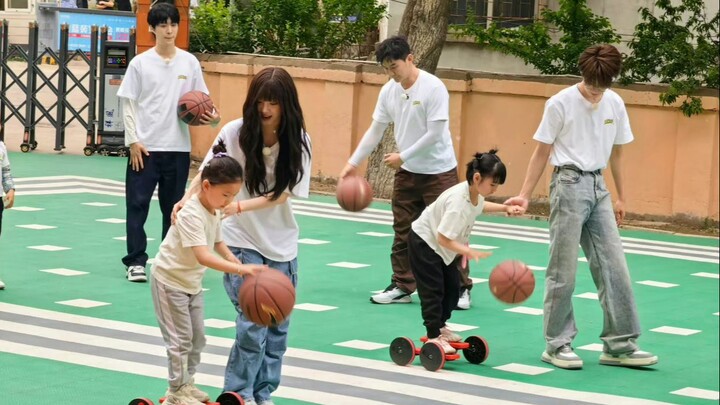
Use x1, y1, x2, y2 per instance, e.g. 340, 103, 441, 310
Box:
620, 0, 719, 117
456, 0, 619, 75
190, 0, 386, 59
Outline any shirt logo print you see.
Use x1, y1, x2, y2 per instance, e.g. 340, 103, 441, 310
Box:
178, 75, 187, 80
604, 119, 614, 125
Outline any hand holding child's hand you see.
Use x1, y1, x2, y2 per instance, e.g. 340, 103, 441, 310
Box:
467, 249, 492, 262
505, 204, 524, 216
4, 189, 14, 209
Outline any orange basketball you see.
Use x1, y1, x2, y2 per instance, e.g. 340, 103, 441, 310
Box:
177, 90, 214, 126
238, 269, 296, 327
336, 175, 373, 212
488, 260, 535, 304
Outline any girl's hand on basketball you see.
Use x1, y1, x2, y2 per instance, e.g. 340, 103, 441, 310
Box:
467, 249, 492, 262
200, 108, 221, 127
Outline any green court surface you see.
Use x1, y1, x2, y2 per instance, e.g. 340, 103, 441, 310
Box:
0, 152, 718, 404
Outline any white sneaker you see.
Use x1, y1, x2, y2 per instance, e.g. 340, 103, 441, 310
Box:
599, 350, 658, 367
426, 336, 456, 354
0, 279, 5, 290
370, 284, 412, 304
456, 288, 471, 310
126, 265, 147, 282
186, 378, 210, 402
172, 385, 205, 405
541, 344, 583, 369
440, 326, 462, 342
164, 389, 203, 405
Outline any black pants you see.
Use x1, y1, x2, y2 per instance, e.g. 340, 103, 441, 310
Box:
122, 151, 190, 267
0, 201, 3, 237
391, 168, 472, 293
409, 230, 461, 339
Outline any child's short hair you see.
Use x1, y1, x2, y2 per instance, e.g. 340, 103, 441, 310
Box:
202, 140, 244, 185
465, 149, 507, 185
147, 2, 180, 28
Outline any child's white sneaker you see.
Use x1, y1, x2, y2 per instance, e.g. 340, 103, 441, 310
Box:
440, 326, 463, 342
426, 336, 456, 354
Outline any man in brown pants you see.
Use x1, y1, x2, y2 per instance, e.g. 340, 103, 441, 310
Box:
339, 36, 473, 308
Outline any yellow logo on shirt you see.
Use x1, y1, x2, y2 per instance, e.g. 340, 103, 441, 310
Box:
604, 119, 614, 125
178, 75, 187, 80
412, 101, 421, 106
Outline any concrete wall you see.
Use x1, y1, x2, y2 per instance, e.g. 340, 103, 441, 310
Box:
190, 54, 719, 221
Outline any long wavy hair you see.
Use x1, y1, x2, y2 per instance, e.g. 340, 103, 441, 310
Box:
238, 67, 311, 200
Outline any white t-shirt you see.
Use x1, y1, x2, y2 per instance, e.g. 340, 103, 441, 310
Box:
412, 182, 485, 265
117, 48, 208, 152
533, 84, 634, 171
200, 119, 312, 262
151, 194, 222, 295
372, 70, 457, 174
0, 141, 13, 196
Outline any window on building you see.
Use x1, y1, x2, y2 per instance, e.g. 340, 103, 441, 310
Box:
0, 0, 30, 10
450, 0, 535, 28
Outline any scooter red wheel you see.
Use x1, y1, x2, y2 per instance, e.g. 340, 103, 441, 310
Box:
129, 399, 155, 405
463, 335, 490, 364
217, 391, 244, 405
389, 336, 416, 366
419, 341, 446, 371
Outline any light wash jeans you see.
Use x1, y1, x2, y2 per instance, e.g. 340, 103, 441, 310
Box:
544, 166, 641, 355
223, 247, 298, 403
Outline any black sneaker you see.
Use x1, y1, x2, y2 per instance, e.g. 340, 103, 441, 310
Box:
126, 265, 147, 282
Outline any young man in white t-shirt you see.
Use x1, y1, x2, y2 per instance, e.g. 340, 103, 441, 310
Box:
505, 44, 657, 370
118, 2, 219, 283
339, 36, 473, 309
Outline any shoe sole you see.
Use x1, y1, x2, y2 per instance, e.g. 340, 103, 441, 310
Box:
455, 304, 470, 310
127, 275, 147, 282
541, 352, 583, 369
599, 356, 658, 367
369, 297, 412, 304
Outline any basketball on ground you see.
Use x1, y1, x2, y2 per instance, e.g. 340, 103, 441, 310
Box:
238, 269, 296, 327
336, 175, 373, 212
488, 260, 535, 304
177, 90, 214, 126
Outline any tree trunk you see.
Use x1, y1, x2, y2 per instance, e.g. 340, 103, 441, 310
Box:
366, 0, 452, 199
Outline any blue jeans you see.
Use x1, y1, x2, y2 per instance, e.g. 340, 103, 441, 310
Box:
545, 167, 641, 355
223, 247, 298, 403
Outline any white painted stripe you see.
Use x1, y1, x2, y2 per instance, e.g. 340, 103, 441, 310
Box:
494, 363, 553, 376
444, 322, 478, 332
504, 307, 543, 316
204, 319, 235, 329
16, 224, 57, 230
577, 343, 604, 352
624, 249, 718, 264
298, 238, 331, 245
40, 268, 89, 276
326, 262, 370, 269
650, 326, 702, 336
0, 303, 671, 405
28, 245, 71, 251
692, 272, 720, 279
7, 206, 44, 211
0, 340, 387, 405
333, 340, 389, 351
670, 387, 719, 400
294, 303, 337, 311
636, 280, 678, 288
574, 292, 599, 300
55, 299, 111, 308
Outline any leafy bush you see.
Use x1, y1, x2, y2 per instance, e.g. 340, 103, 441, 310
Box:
620, 0, 719, 116
455, 0, 620, 75
190, 0, 386, 59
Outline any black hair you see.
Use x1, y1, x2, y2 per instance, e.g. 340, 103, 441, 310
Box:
239, 67, 311, 200
147, 2, 180, 28
375, 36, 411, 65
202, 139, 244, 185
465, 149, 507, 185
